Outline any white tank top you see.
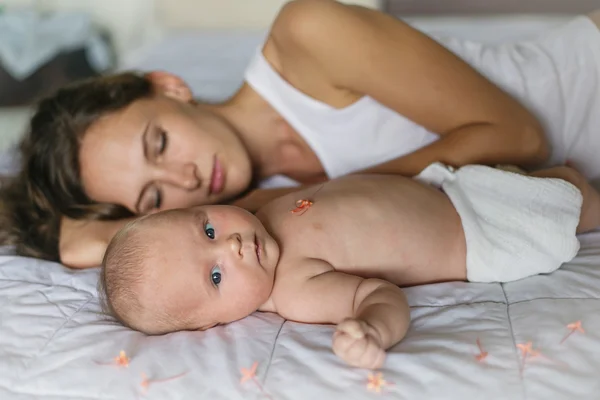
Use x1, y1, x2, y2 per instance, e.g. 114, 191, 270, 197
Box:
247, 16, 600, 187
244, 49, 438, 184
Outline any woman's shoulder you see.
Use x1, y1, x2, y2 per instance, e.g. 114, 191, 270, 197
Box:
270, 0, 349, 50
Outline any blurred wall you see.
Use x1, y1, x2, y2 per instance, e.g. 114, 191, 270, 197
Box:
384, 0, 598, 15
157, 0, 382, 29
1, 0, 381, 57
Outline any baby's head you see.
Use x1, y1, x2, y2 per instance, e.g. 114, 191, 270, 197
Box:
100, 205, 279, 335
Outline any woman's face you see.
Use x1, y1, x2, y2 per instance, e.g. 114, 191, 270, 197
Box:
79, 80, 253, 214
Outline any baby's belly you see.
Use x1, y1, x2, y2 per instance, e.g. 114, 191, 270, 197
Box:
328, 226, 467, 287
298, 179, 468, 286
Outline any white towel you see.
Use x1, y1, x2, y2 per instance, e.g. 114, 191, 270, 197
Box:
416, 163, 582, 283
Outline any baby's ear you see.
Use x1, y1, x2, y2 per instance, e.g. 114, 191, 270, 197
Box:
145, 71, 193, 103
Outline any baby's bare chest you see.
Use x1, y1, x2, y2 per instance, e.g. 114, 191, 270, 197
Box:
265, 176, 464, 281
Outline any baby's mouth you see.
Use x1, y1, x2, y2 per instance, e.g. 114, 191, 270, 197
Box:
254, 234, 262, 265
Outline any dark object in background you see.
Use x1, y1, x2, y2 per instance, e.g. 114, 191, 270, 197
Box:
0, 48, 99, 107
0, 31, 115, 107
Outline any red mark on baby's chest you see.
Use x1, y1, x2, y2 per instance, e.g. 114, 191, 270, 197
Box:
289, 184, 326, 216
290, 199, 313, 215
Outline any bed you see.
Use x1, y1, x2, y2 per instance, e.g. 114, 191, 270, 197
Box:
2, 15, 600, 400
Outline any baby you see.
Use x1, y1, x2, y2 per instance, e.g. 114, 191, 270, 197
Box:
100, 163, 599, 369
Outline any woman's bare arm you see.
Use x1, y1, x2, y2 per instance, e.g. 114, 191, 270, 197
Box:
59, 216, 135, 269
271, 0, 549, 175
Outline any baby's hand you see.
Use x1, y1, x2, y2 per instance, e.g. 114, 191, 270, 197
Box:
333, 319, 385, 369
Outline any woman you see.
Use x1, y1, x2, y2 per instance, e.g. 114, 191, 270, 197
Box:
2, 1, 599, 268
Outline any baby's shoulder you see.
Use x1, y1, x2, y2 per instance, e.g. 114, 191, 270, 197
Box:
258, 194, 321, 237
274, 256, 334, 287
271, 256, 335, 316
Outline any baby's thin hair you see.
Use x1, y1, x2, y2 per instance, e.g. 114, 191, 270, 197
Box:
99, 224, 147, 330
99, 221, 196, 335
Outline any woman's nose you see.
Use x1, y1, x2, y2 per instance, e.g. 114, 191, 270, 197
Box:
159, 162, 200, 189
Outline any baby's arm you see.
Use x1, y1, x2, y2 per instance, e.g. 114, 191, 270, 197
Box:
334, 277, 411, 369
276, 259, 410, 369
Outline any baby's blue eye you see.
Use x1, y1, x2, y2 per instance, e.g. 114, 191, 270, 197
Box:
211, 266, 222, 286
204, 223, 215, 239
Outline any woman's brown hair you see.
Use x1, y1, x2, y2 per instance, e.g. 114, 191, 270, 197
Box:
0, 72, 154, 261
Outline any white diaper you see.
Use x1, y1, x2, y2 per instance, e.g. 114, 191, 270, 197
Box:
415, 163, 583, 283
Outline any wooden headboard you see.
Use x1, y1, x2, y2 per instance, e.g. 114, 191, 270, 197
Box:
383, 0, 599, 15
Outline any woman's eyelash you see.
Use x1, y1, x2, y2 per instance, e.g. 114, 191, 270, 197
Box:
158, 129, 168, 154
154, 189, 162, 209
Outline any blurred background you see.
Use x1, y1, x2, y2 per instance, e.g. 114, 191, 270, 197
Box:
0, 0, 597, 154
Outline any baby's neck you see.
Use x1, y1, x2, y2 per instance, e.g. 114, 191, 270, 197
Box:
253, 210, 284, 315
258, 296, 277, 313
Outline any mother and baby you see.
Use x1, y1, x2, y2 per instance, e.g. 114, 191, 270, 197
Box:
2, 1, 600, 369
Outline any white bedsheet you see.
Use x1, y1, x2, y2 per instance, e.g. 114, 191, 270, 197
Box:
1, 231, 599, 400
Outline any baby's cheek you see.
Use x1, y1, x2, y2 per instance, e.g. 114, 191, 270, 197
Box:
251, 275, 273, 301
169, 287, 197, 314
217, 209, 254, 230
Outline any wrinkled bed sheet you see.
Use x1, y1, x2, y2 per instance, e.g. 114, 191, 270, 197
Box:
1, 230, 599, 400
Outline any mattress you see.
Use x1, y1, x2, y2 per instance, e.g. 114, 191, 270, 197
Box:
1, 231, 599, 400
2, 15, 599, 400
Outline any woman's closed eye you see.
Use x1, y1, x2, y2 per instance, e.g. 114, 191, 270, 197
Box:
148, 130, 167, 210
137, 185, 163, 213
211, 265, 222, 286
137, 126, 168, 213
156, 128, 168, 156
152, 187, 162, 210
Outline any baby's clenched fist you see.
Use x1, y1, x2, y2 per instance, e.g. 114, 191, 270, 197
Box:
333, 319, 385, 369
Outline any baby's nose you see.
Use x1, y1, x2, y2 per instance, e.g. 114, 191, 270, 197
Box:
228, 233, 242, 258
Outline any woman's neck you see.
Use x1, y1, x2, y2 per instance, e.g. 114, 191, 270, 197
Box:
204, 84, 305, 180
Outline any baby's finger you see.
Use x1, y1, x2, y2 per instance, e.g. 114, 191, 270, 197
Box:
340, 339, 383, 369
363, 340, 386, 369
332, 330, 359, 355
344, 337, 371, 364
336, 319, 366, 339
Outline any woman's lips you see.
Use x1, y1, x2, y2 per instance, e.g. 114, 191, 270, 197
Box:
209, 156, 225, 195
